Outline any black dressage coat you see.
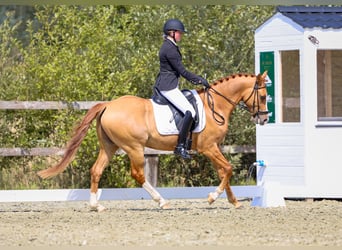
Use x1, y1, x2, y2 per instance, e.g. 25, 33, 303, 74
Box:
154, 38, 202, 91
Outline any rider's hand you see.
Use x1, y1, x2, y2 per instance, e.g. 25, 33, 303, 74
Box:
198, 77, 210, 88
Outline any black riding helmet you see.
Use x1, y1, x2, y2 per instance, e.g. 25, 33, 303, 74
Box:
163, 19, 187, 35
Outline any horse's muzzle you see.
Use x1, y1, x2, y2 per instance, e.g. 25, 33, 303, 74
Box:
252, 111, 269, 125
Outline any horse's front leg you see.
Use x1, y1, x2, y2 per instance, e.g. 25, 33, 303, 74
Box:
203, 145, 241, 208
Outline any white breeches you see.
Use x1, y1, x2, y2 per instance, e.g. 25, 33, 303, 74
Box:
161, 88, 196, 118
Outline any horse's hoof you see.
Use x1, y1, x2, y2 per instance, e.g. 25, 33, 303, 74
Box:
161, 203, 171, 209
90, 204, 107, 212
97, 204, 107, 212
160, 200, 170, 209
208, 192, 217, 205
233, 201, 243, 209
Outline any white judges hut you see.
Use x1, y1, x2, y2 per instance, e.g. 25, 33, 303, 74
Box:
255, 6, 342, 198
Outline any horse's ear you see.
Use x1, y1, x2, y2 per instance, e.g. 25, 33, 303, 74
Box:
257, 71, 268, 86
262, 71, 268, 79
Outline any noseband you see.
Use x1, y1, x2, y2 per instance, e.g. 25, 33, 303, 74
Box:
205, 81, 269, 126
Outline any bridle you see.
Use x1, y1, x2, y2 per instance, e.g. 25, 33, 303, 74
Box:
205, 81, 269, 126
241, 83, 270, 118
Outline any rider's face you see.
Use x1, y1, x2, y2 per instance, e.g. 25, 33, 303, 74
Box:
174, 31, 183, 42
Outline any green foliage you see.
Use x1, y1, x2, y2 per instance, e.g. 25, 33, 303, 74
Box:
0, 11, 25, 100
0, 5, 275, 189
22, 5, 137, 101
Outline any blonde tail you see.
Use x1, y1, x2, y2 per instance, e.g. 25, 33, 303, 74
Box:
37, 102, 107, 179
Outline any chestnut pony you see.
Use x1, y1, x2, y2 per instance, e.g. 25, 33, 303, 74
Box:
38, 71, 269, 211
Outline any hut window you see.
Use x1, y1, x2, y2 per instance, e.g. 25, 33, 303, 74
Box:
317, 50, 342, 121
280, 50, 301, 122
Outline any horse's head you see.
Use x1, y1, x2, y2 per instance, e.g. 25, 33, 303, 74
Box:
241, 71, 269, 125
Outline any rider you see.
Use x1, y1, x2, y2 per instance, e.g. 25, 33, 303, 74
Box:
154, 18, 210, 159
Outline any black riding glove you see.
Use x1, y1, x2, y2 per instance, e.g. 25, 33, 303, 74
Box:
198, 77, 210, 88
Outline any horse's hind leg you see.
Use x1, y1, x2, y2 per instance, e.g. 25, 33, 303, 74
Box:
127, 149, 170, 209
89, 145, 117, 212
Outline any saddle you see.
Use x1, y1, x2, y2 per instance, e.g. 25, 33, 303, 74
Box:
152, 87, 200, 131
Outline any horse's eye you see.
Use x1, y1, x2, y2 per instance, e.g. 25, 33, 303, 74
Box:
260, 95, 266, 101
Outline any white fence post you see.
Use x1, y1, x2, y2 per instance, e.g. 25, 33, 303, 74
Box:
144, 156, 159, 187
251, 160, 286, 207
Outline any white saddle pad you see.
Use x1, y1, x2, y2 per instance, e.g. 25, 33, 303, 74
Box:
150, 90, 206, 135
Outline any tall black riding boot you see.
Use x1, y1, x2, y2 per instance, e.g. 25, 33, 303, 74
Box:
174, 111, 194, 159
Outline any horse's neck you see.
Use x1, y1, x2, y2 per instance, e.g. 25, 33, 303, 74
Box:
216, 75, 255, 102
199, 75, 255, 117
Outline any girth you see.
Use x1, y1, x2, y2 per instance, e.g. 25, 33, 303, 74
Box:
152, 87, 200, 131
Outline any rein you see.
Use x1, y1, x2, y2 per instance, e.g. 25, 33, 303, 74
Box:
205, 87, 237, 126
205, 82, 268, 126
